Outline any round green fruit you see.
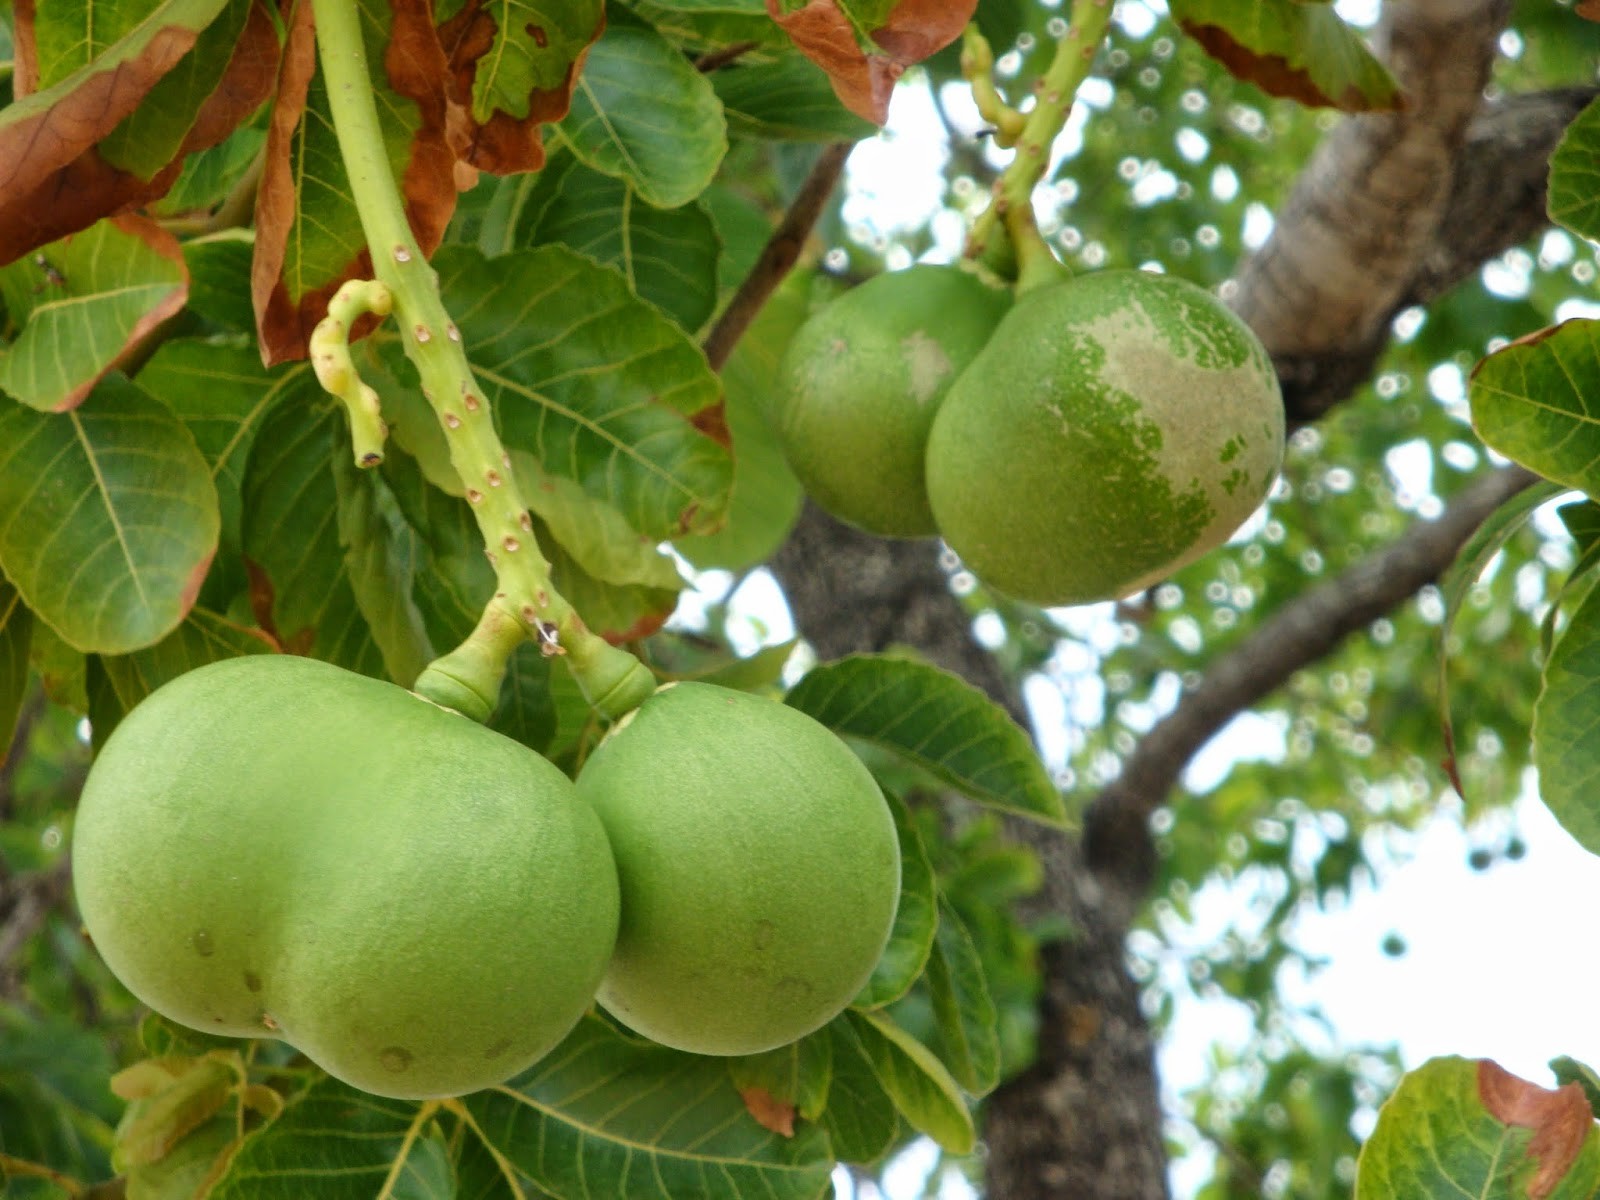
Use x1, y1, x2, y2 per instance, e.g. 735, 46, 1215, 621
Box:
775, 264, 1012, 537
575, 682, 900, 1055
72, 655, 619, 1100
924, 269, 1284, 606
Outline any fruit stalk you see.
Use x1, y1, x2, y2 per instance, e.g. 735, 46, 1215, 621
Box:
310, 0, 654, 722
964, 0, 1114, 281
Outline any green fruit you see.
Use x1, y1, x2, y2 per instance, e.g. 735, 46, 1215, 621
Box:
925, 269, 1284, 606
775, 264, 1012, 537
575, 682, 900, 1055
72, 655, 618, 1100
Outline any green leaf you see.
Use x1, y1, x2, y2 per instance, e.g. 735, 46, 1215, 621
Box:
488, 642, 558, 756
845, 1009, 974, 1154
1168, 0, 1402, 111
557, 18, 728, 208
1549, 95, 1600, 244
332, 453, 433, 686
426, 244, 732, 540
135, 337, 294, 609
240, 399, 384, 677
785, 655, 1069, 826
924, 895, 1000, 1096
676, 266, 807, 572
0, 376, 219, 654
28, 621, 87, 713
0, 576, 31, 759
149, 123, 269, 220
854, 792, 936, 1009
180, 232, 257, 334
0, 1008, 119, 1188
1551, 1056, 1600, 1120
0, 217, 188, 412
1534, 580, 1600, 853
210, 1075, 430, 1200
540, 512, 681, 643
99, 608, 274, 717
711, 56, 878, 142
820, 1020, 898, 1164
1435, 478, 1564, 796
1471, 320, 1600, 494
731, 1034, 833, 1123
463, 1014, 835, 1200
379, 447, 493, 651
1355, 1057, 1600, 1199
514, 154, 722, 332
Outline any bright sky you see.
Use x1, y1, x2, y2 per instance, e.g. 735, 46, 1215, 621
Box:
695, 14, 1600, 1192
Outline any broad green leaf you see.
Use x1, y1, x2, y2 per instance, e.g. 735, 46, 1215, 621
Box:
511, 452, 684, 591
0, 376, 219, 654
332, 453, 433, 686
821, 1021, 898, 1164
94, 0, 254, 179
1435, 478, 1564, 796
1472, 321, 1600, 495
557, 18, 728, 208
426, 244, 732, 540
923, 896, 1000, 1096
1355, 1057, 1600, 1200
785, 656, 1069, 826
181, 232, 257, 335
629, 0, 782, 57
123, 1108, 241, 1200
1168, 0, 1402, 111
712, 56, 878, 142
515, 154, 722, 333
136, 337, 297, 609
1549, 94, 1600, 244
240, 400, 384, 677
149, 122, 268, 219
0, 575, 31, 759
99, 608, 274, 718
676, 266, 808, 572
1534, 581, 1600, 852
463, 1014, 835, 1200
854, 792, 936, 1009
488, 642, 558, 755
731, 1034, 833, 1123
846, 1009, 973, 1154
210, 1076, 430, 1200
0, 217, 188, 412
379, 447, 493, 651
539, 513, 681, 643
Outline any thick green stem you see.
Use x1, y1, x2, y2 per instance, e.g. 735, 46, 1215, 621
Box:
311, 0, 654, 722
963, 0, 1114, 279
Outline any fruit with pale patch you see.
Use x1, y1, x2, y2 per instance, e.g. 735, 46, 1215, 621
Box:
72, 655, 619, 1100
774, 264, 1012, 537
575, 682, 901, 1055
924, 269, 1284, 606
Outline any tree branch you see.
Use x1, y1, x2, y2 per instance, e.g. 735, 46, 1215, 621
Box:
702, 142, 853, 372
1081, 463, 1541, 898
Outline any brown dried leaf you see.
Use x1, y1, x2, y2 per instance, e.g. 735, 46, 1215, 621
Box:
183, 0, 286, 153
1578, 0, 1600, 20
739, 1085, 798, 1137
1478, 1060, 1594, 1200
767, 0, 975, 124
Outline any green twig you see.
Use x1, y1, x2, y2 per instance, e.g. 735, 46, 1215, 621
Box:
963, 0, 1114, 284
310, 0, 654, 723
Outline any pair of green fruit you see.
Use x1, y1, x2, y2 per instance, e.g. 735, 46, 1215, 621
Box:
775, 264, 1286, 606
73, 656, 901, 1099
